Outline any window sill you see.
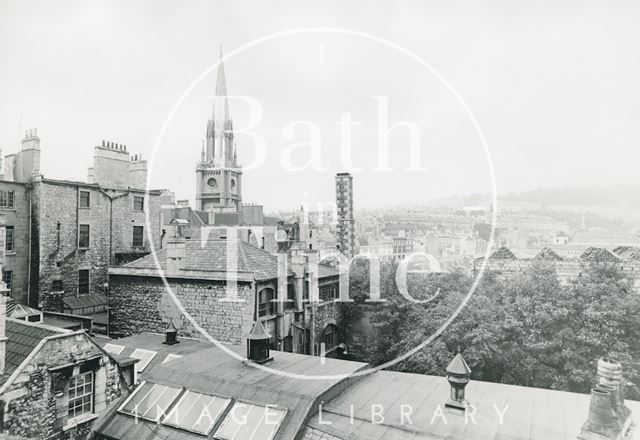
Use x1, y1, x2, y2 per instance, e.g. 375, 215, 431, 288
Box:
4, 252, 16, 256
0, 208, 16, 211
62, 413, 98, 431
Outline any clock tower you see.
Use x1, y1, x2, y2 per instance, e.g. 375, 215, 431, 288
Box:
196, 50, 242, 213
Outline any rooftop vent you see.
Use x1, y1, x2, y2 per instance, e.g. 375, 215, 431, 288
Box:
163, 322, 179, 345
445, 350, 471, 410
246, 319, 272, 364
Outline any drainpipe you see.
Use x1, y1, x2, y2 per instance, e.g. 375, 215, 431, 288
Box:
98, 189, 128, 266
26, 184, 33, 307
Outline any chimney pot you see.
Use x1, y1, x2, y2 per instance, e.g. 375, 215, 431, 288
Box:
579, 360, 633, 440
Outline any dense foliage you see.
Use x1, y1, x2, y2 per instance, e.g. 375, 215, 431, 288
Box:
343, 259, 640, 399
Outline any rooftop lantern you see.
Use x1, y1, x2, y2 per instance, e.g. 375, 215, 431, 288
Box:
246, 319, 273, 364
163, 322, 179, 345
445, 350, 472, 410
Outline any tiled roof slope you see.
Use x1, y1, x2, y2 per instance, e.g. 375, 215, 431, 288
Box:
124, 239, 291, 280
580, 247, 621, 263
613, 246, 640, 260
489, 246, 517, 260
63, 293, 108, 310
2, 319, 65, 385
534, 247, 563, 261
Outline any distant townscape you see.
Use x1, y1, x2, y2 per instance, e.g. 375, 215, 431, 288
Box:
0, 53, 638, 440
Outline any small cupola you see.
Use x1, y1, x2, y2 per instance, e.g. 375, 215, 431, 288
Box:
445, 350, 472, 410
163, 322, 179, 345
246, 319, 273, 364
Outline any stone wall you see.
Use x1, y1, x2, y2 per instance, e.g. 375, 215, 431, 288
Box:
307, 300, 341, 354
1, 331, 123, 440
108, 274, 256, 344
0, 181, 31, 305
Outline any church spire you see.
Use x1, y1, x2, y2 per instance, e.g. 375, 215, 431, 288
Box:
213, 47, 229, 121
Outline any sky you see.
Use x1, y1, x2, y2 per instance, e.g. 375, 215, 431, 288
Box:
0, 0, 639, 211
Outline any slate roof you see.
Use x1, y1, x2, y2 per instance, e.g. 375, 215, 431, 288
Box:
121, 239, 337, 281
2, 319, 66, 385
580, 247, 621, 263
489, 246, 517, 260
613, 246, 640, 261
63, 293, 108, 311
534, 247, 564, 261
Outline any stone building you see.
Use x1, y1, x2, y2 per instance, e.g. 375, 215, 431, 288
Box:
335, 173, 355, 258
108, 231, 344, 357
1, 131, 164, 324
0, 181, 31, 306
0, 296, 124, 440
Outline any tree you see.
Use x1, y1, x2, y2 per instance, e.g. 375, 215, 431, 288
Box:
350, 259, 640, 400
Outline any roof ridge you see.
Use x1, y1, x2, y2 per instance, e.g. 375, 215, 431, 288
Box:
7, 317, 68, 334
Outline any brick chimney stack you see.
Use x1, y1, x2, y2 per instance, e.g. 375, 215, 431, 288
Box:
166, 219, 187, 275
578, 358, 633, 440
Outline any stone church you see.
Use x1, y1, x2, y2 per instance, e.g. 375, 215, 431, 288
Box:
109, 52, 346, 358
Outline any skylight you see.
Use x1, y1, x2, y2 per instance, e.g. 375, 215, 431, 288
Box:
130, 348, 157, 373
162, 353, 183, 364
214, 402, 287, 440
118, 381, 182, 422
162, 390, 231, 435
103, 343, 125, 355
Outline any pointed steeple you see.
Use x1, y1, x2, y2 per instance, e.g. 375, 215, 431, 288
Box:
213, 47, 229, 121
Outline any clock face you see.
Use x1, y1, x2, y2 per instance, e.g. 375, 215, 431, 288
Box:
207, 177, 217, 188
